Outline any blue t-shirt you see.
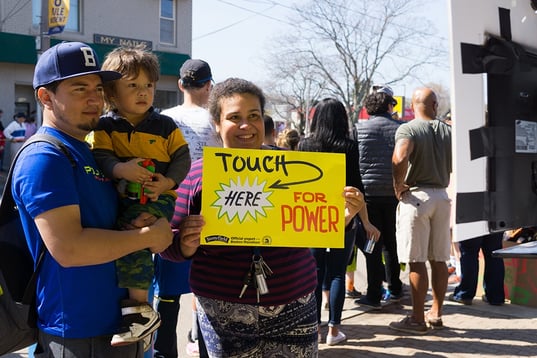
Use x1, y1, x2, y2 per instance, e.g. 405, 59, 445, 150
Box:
12, 127, 126, 338
153, 256, 191, 296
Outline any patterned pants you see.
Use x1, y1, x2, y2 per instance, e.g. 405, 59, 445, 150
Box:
196, 293, 318, 358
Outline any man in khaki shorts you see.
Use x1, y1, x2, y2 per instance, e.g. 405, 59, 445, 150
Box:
389, 87, 452, 334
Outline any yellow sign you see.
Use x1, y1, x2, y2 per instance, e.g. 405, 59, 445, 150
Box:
393, 95, 404, 118
48, 0, 70, 35
201, 147, 346, 248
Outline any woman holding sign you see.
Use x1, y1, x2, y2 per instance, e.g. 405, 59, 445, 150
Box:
298, 98, 380, 346
161, 78, 365, 357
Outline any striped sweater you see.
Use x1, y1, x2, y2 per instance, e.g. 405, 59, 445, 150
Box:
162, 158, 317, 305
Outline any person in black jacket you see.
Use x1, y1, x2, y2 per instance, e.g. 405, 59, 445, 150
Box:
298, 98, 379, 346
354, 86, 404, 309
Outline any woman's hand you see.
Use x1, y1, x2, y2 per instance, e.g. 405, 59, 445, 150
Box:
362, 220, 381, 243
343, 186, 365, 227
178, 215, 205, 258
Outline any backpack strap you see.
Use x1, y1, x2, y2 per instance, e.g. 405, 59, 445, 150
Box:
0, 133, 75, 220
0, 133, 76, 305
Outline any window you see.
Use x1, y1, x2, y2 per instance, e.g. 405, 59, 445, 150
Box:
160, 0, 175, 45
65, 0, 79, 32
32, 0, 80, 33
154, 90, 181, 112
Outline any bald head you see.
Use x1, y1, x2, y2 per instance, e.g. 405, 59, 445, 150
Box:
411, 87, 438, 120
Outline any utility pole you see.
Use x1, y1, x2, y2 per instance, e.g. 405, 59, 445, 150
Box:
35, 0, 50, 128
37, 0, 50, 55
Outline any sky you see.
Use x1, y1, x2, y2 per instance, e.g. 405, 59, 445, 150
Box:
191, 0, 451, 99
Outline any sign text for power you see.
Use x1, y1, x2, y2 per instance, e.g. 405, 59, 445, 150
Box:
216, 153, 339, 233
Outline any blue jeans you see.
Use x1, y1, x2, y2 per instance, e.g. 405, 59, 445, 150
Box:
311, 219, 356, 326
453, 232, 505, 304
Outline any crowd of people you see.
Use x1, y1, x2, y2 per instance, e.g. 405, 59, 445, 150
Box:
8, 40, 508, 358
0, 110, 38, 170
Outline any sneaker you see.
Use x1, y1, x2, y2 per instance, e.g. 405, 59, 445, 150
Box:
354, 296, 382, 310
186, 341, 200, 356
482, 294, 504, 306
448, 293, 472, 305
111, 300, 161, 346
187, 329, 199, 343
345, 288, 362, 298
389, 290, 403, 302
142, 333, 154, 352
326, 331, 347, 346
425, 310, 443, 329
389, 315, 428, 335
381, 287, 391, 301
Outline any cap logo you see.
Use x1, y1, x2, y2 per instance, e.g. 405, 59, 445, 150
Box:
184, 70, 196, 79
81, 47, 97, 68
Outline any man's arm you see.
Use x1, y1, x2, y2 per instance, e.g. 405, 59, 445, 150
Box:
392, 137, 414, 200
35, 205, 173, 267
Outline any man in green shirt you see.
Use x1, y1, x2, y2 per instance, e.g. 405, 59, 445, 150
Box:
389, 87, 452, 334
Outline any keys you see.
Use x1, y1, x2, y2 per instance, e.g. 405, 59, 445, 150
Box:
254, 255, 273, 277
254, 261, 269, 296
239, 265, 253, 299
258, 256, 273, 276
238, 255, 273, 303
253, 255, 272, 299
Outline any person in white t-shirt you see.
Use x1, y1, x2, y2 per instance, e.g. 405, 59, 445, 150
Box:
161, 59, 220, 161
4, 112, 27, 165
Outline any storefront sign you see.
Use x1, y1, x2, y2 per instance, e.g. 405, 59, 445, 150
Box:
93, 34, 152, 49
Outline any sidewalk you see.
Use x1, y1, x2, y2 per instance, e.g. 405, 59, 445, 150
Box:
6, 274, 536, 358
318, 283, 537, 357
5, 288, 536, 358
1, 171, 536, 357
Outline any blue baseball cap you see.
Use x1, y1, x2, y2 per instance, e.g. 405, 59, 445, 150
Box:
33, 41, 122, 89
180, 59, 212, 84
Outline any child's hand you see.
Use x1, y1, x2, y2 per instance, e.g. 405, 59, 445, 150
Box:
114, 158, 154, 183
142, 173, 176, 201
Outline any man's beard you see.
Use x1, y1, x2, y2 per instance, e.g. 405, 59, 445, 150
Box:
78, 117, 99, 132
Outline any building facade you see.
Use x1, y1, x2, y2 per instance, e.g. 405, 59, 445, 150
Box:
0, 0, 192, 127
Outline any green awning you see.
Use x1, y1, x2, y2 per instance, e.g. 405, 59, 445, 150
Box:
0, 32, 37, 64
0, 32, 189, 76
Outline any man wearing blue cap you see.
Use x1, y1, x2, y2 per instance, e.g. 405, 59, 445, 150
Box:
11, 41, 173, 357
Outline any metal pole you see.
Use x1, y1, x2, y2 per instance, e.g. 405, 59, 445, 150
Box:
35, 0, 50, 128
39, 0, 50, 54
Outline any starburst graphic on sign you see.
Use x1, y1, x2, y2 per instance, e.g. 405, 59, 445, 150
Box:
212, 177, 273, 223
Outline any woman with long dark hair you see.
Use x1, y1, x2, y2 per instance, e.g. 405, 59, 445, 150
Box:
299, 98, 380, 346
